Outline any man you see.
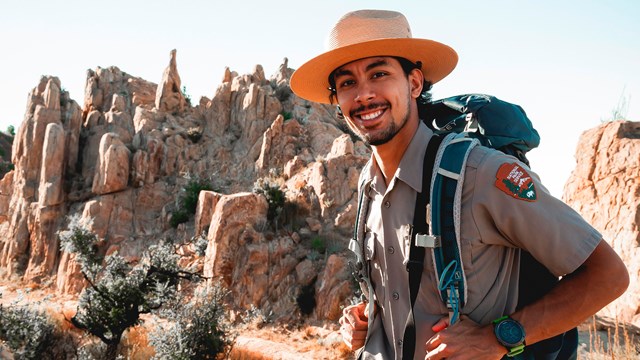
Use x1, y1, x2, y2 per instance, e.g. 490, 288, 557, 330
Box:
289, 9, 629, 360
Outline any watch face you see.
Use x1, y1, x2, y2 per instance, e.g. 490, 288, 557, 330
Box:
496, 320, 525, 346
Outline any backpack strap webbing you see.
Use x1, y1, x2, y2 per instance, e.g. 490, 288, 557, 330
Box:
401, 134, 443, 360
430, 134, 479, 324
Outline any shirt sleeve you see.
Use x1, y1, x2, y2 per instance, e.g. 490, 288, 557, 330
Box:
468, 147, 602, 276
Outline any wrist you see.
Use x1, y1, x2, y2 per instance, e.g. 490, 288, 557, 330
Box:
492, 316, 526, 357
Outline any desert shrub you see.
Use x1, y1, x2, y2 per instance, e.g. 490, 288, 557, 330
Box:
150, 284, 234, 359
59, 215, 202, 360
310, 236, 326, 253
0, 161, 14, 178
182, 177, 214, 214
170, 177, 214, 228
170, 207, 190, 228
0, 300, 56, 359
182, 86, 192, 107
280, 111, 293, 121
253, 176, 286, 228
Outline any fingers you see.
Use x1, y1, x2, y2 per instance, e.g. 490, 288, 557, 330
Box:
340, 302, 369, 350
340, 322, 367, 349
431, 317, 449, 333
342, 303, 368, 329
424, 342, 449, 360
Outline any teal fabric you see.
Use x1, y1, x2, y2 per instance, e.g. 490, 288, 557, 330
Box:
425, 94, 540, 155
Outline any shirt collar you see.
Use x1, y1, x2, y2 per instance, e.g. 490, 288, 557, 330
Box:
364, 122, 434, 195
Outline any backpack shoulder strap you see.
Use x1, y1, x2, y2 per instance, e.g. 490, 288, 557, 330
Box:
402, 133, 444, 360
429, 133, 480, 324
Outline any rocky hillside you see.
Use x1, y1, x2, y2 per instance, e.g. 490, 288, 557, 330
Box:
0, 49, 368, 324
0, 48, 638, 337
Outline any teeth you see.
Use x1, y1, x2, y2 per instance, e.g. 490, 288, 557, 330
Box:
360, 110, 383, 120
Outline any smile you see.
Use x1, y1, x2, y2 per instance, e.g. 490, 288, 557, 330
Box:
357, 109, 385, 121
360, 109, 384, 120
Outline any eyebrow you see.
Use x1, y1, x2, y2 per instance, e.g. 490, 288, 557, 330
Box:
333, 58, 391, 79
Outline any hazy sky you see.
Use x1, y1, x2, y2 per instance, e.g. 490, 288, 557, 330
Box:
1, 0, 638, 197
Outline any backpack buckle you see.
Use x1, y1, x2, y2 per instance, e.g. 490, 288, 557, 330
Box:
415, 233, 440, 248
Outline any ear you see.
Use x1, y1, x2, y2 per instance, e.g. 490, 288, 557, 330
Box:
408, 69, 424, 99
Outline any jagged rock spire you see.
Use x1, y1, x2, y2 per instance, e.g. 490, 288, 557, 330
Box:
155, 49, 187, 113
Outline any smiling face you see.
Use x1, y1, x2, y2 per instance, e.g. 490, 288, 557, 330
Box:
333, 56, 424, 147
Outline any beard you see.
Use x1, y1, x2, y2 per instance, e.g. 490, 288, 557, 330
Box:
348, 98, 412, 146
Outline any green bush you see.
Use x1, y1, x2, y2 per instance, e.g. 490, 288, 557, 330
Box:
0, 301, 56, 359
59, 216, 201, 360
253, 177, 285, 225
150, 284, 234, 359
182, 178, 214, 214
170, 208, 190, 228
310, 236, 326, 253
170, 177, 214, 228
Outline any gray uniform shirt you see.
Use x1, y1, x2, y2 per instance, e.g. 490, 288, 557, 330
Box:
359, 122, 602, 360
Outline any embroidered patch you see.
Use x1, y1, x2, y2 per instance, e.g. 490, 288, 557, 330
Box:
495, 163, 537, 202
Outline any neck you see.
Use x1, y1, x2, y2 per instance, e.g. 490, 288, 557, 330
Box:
372, 117, 420, 185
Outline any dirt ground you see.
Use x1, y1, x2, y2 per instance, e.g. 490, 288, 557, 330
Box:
1, 281, 639, 359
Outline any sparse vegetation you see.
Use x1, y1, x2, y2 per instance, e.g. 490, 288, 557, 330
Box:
150, 284, 234, 359
182, 86, 192, 107
602, 88, 631, 122
58, 215, 203, 360
0, 298, 56, 359
310, 236, 326, 253
585, 316, 639, 359
6, 125, 15, 136
170, 177, 214, 228
253, 175, 286, 228
281, 111, 293, 121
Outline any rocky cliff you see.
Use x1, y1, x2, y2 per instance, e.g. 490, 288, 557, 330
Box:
0, 49, 368, 322
564, 120, 640, 325
0, 49, 637, 329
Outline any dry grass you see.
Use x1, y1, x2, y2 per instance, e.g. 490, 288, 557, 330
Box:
583, 316, 640, 359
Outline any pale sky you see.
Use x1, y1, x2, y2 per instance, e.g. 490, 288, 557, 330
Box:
0, 0, 638, 197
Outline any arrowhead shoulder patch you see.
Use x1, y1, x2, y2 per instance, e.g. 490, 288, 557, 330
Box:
495, 163, 537, 202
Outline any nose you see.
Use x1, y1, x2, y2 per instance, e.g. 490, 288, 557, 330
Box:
354, 82, 375, 103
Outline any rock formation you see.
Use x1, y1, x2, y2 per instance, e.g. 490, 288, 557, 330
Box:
0, 49, 369, 323
563, 120, 640, 325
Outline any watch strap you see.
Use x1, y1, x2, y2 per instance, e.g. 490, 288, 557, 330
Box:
492, 316, 526, 357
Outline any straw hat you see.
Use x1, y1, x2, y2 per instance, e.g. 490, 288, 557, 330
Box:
290, 9, 458, 104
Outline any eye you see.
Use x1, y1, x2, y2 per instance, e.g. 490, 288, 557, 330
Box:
338, 79, 355, 88
372, 71, 388, 79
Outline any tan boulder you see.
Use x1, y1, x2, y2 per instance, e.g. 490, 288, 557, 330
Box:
92, 133, 131, 195
194, 190, 222, 237
563, 120, 640, 326
315, 254, 353, 321
38, 123, 65, 206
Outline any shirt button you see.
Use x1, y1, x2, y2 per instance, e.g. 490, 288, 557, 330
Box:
397, 339, 403, 346
384, 201, 391, 208
392, 292, 399, 300
387, 246, 395, 254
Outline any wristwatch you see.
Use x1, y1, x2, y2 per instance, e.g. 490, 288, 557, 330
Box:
492, 316, 526, 357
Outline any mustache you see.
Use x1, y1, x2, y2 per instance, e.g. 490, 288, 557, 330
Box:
350, 102, 390, 118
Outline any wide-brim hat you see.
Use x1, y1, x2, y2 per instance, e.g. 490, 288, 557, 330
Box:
290, 9, 458, 104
